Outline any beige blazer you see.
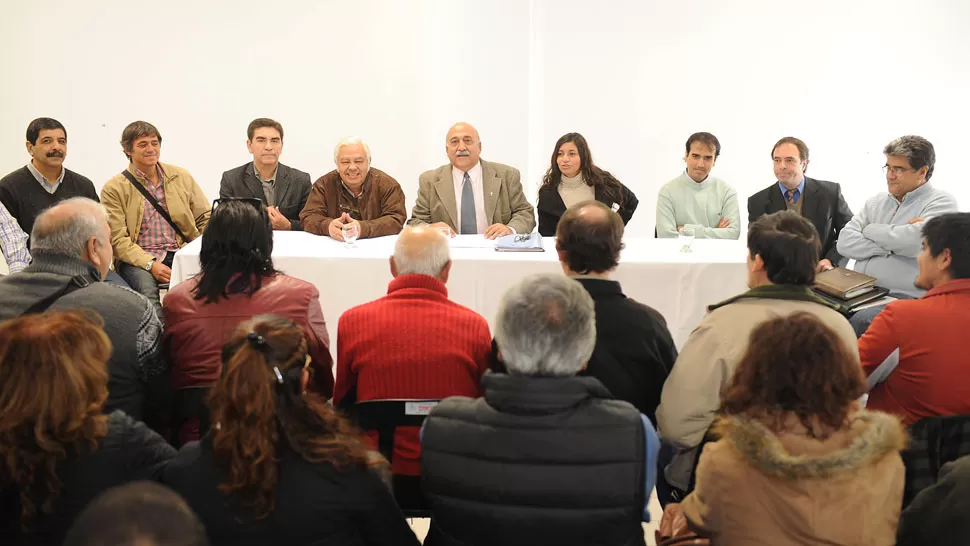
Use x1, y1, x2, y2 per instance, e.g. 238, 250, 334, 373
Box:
408, 160, 536, 234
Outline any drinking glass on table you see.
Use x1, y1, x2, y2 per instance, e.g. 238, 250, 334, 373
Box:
679, 226, 695, 253
341, 222, 359, 248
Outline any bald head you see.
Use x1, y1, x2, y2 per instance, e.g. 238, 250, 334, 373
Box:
390, 226, 452, 281
555, 200, 625, 275
445, 122, 482, 171
31, 197, 113, 280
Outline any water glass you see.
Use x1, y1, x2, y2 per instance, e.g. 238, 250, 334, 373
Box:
341, 222, 359, 247
679, 226, 695, 253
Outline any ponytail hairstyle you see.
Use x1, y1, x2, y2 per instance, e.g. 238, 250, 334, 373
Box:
209, 315, 382, 519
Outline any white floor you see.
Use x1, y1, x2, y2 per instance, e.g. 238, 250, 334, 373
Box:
407, 490, 663, 545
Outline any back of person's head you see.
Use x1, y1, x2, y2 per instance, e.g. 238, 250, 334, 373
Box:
391, 226, 451, 280
210, 315, 379, 519
194, 199, 276, 303
0, 311, 111, 530
63, 482, 208, 546
495, 274, 596, 377
922, 213, 970, 279
555, 200, 624, 274
721, 313, 865, 437
747, 210, 820, 285
31, 197, 113, 278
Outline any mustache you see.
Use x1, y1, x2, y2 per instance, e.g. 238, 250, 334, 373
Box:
455, 150, 470, 157
47, 151, 64, 158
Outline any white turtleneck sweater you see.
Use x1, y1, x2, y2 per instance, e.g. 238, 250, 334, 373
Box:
559, 174, 595, 210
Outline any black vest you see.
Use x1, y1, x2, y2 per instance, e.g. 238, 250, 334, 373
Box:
421, 373, 646, 546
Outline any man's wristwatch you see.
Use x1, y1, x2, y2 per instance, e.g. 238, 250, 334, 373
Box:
143, 258, 155, 272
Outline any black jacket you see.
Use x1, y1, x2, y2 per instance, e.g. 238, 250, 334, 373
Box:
575, 278, 675, 426
422, 374, 646, 546
537, 176, 638, 236
163, 436, 420, 546
897, 454, 970, 545
219, 162, 312, 230
0, 412, 175, 546
747, 177, 854, 265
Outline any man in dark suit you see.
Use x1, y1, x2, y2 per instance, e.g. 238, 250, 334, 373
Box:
555, 200, 676, 426
219, 118, 311, 230
747, 136, 854, 270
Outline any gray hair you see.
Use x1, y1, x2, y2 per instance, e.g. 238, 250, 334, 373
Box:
495, 274, 596, 377
30, 197, 109, 256
393, 227, 450, 277
884, 135, 935, 181
333, 136, 372, 165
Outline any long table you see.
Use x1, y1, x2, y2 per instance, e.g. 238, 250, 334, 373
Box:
170, 233, 750, 354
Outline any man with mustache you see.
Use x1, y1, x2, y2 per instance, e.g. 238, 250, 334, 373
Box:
748, 136, 854, 272
0, 118, 99, 237
409, 122, 535, 238
219, 118, 311, 231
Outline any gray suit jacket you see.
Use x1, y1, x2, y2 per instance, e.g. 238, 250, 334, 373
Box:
219, 162, 312, 231
408, 160, 536, 234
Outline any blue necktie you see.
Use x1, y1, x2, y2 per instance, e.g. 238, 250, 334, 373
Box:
460, 172, 477, 234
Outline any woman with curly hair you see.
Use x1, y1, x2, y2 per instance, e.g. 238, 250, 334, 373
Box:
659, 313, 906, 545
163, 314, 420, 546
0, 311, 175, 546
536, 132, 638, 236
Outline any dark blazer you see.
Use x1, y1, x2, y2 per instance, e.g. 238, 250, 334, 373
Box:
536, 176, 638, 236
747, 177, 854, 265
219, 162, 312, 230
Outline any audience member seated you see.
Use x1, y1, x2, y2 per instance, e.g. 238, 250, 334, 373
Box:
661, 314, 906, 545
897, 453, 970, 545
860, 212, 970, 425
0, 311, 175, 546
421, 274, 659, 546
0, 200, 30, 273
556, 200, 676, 425
163, 315, 420, 546
300, 136, 406, 240
219, 118, 312, 231
63, 482, 209, 546
334, 226, 491, 504
101, 120, 211, 318
536, 132, 638, 236
838, 135, 959, 334
656, 132, 739, 239
162, 199, 334, 443
748, 136, 854, 271
0, 117, 99, 238
409, 122, 535, 238
0, 198, 166, 423
656, 211, 857, 501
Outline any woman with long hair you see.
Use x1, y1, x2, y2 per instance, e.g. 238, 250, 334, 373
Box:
163, 198, 334, 443
0, 311, 175, 546
536, 132, 638, 236
658, 313, 906, 545
164, 315, 420, 546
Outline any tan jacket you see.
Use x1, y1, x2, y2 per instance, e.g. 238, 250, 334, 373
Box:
408, 160, 536, 234
101, 163, 211, 269
681, 411, 906, 545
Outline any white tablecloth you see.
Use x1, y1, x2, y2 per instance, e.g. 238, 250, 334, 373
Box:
171, 233, 749, 354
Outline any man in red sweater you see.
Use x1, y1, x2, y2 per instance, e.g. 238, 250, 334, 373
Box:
860, 212, 970, 425
334, 226, 492, 504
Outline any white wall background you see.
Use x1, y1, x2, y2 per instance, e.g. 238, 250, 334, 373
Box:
2, 0, 967, 239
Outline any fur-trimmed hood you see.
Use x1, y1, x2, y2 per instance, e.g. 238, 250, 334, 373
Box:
717, 410, 907, 480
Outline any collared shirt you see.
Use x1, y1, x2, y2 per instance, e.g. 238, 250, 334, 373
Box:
777, 177, 806, 204
452, 162, 488, 234
26, 160, 65, 194
133, 164, 180, 261
253, 162, 279, 206
339, 176, 370, 220
0, 200, 30, 273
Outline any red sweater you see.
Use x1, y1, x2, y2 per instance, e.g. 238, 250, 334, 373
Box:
335, 274, 492, 475
859, 278, 970, 425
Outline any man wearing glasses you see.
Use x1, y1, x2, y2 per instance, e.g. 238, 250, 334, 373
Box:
838, 135, 959, 335
747, 137, 854, 272
219, 118, 311, 231
300, 136, 406, 241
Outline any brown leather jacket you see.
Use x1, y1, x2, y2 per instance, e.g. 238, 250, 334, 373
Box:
299, 168, 406, 238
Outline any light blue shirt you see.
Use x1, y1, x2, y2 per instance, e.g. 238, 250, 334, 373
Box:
777, 177, 806, 203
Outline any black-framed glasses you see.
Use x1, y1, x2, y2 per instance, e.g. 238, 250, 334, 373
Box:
212, 197, 265, 212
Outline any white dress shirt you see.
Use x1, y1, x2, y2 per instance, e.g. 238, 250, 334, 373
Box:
452, 162, 488, 234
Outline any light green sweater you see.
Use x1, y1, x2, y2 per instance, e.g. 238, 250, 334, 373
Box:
656, 171, 740, 239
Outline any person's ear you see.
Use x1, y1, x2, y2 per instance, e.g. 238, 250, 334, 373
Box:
751, 253, 766, 272
389, 256, 399, 278
439, 260, 452, 283
940, 248, 952, 271
301, 368, 310, 393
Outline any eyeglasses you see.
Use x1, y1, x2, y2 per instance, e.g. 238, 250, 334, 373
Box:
883, 165, 916, 176
514, 234, 533, 243
212, 197, 265, 211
